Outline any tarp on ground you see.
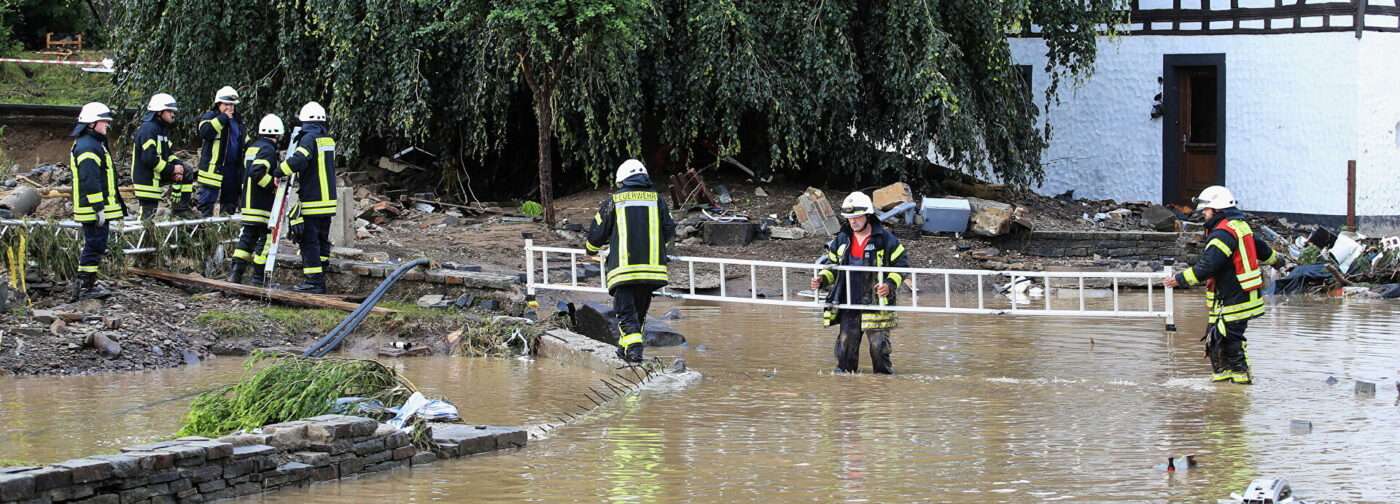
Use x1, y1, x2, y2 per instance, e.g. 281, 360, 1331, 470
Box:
1266, 264, 1333, 296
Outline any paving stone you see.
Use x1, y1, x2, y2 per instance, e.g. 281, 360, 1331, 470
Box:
307, 441, 352, 455
21, 466, 71, 491
180, 464, 223, 483
383, 431, 411, 450
156, 445, 207, 466
352, 438, 385, 455
223, 458, 259, 479
73, 494, 118, 504
392, 446, 417, 461
197, 478, 227, 493
289, 452, 330, 467
184, 441, 233, 460
409, 452, 437, 466
119, 484, 152, 503
361, 450, 391, 466
88, 454, 142, 478
54, 459, 114, 484
230, 444, 277, 459
0, 473, 36, 502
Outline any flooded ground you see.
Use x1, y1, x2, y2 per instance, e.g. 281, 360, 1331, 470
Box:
4, 292, 1400, 502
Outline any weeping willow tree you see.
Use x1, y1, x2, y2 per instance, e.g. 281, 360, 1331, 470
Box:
109, 0, 1124, 221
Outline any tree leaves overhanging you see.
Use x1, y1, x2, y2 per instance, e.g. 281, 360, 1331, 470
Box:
109, 0, 1125, 193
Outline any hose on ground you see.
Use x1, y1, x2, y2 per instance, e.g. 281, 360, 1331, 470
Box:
302, 258, 430, 358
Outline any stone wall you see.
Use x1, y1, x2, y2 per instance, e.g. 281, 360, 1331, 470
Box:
0, 415, 525, 504
1006, 231, 1198, 263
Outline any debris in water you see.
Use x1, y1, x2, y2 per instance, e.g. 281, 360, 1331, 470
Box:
1157, 455, 1196, 471
1222, 478, 1296, 504
1290, 420, 1312, 433
1324, 376, 1338, 385
1356, 381, 1376, 397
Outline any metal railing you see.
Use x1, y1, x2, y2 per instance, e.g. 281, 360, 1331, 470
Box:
0, 216, 240, 255
524, 237, 1177, 330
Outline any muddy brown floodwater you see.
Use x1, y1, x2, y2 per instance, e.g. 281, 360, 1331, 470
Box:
4, 292, 1400, 503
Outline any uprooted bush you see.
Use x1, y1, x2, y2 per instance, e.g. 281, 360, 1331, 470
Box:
177, 350, 414, 438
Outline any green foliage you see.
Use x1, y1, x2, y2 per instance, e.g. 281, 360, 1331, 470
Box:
2, 0, 103, 50
519, 200, 542, 217
1298, 244, 1321, 265
0, 51, 114, 105
110, 0, 1123, 193
177, 350, 414, 437
0, 1, 21, 57
0, 458, 35, 468
194, 310, 258, 338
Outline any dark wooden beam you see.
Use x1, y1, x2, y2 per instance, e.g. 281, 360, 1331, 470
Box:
132, 268, 398, 314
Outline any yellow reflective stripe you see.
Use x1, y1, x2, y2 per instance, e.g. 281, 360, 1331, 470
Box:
85, 193, 103, 203
318, 155, 330, 200
198, 171, 224, 184
258, 174, 273, 187
303, 267, 323, 274
77, 265, 98, 272
232, 249, 252, 260
252, 159, 271, 167
1239, 278, 1264, 290
887, 272, 904, 287
1183, 268, 1199, 286
1222, 305, 1265, 322
203, 119, 223, 133
593, 212, 602, 224
302, 207, 336, 215
819, 269, 835, 284
241, 215, 269, 224
301, 200, 337, 208
890, 244, 906, 262
611, 191, 658, 202
278, 161, 294, 176
586, 241, 601, 253
618, 333, 644, 346
77, 152, 102, 164
242, 208, 271, 216
616, 202, 629, 265
1207, 238, 1232, 257
648, 204, 659, 265
606, 272, 669, 287
827, 252, 839, 262
141, 139, 157, 151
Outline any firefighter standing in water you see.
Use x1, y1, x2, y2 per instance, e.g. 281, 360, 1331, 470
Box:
810, 191, 910, 374
1163, 185, 1282, 384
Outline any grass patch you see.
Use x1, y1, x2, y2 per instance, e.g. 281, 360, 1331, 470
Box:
0, 458, 35, 467
177, 350, 414, 438
194, 311, 259, 339
261, 306, 344, 334
0, 51, 115, 105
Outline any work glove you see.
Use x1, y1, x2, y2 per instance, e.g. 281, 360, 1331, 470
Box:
95, 211, 106, 227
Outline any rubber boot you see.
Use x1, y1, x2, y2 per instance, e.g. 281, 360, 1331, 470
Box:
249, 266, 266, 287
75, 272, 112, 300
292, 273, 326, 294
226, 259, 248, 284
173, 190, 201, 219
139, 201, 159, 220
616, 343, 644, 363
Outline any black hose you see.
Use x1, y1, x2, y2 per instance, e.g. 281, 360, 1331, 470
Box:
302, 258, 430, 358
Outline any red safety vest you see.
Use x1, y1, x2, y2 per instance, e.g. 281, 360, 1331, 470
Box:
1209, 218, 1263, 292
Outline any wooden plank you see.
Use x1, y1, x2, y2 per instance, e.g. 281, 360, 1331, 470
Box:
131, 268, 398, 314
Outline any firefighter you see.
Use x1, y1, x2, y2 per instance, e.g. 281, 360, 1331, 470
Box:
69, 102, 122, 300
226, 114, 286, 287
1163, 185, 1282, 384
195, 86, 246, 217
809, 191, 910, 374
273, 101, 337, 294
131, 93, 195, 219
584, 159, 676, 363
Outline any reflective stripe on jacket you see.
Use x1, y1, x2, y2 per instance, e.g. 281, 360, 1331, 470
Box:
1175, 210, 1280, 323
278, 122, 337, 217
130, 118, 185, 200
241, 137, 281, 225
197, 110, 244, 187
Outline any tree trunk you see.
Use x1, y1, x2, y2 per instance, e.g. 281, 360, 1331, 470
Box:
534, 89, 556, 225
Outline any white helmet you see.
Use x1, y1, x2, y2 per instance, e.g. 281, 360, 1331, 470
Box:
839, 191, 875, 218
298, 101, 327, 122
77, 102, 113, 124
614, 159, 647, 185
146, 93, 179, 112
258, 114, 284, 136
214, 86, 240, 105
1193, 185, 1236, 210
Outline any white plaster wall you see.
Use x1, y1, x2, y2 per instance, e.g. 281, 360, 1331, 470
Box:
1011, 33, 1365, 216
1355, 33, 1400, 222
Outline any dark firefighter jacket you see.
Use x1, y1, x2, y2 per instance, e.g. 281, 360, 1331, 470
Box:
276, 122, 337, 217
130, 116, 187, 200
240, 137, 281, 225
70, 127, 123, 222
815, 217, 910, 330
196, 110, 245, 188
1173, 207, 1281, 324
585, 174, 677, 292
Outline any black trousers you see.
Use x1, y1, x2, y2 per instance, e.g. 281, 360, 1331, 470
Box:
78, 221, 109, 273
298, 217, 332, 274
612, 284, 657, 346
233, 224, 269, 265
1208, 319, 1250, 374
836, 310, 892, 374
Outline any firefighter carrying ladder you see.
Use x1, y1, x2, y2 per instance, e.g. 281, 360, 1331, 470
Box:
523, 235, 1177, 331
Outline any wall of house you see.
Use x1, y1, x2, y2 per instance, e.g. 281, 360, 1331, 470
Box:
1355, 33, 1400, 235
1010, 32, 1377, 221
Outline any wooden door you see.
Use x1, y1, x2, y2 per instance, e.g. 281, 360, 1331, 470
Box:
1176, 67, 1218, 205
